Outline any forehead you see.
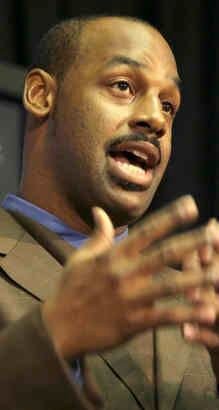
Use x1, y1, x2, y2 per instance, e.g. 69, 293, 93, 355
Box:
76, 18, 178, 80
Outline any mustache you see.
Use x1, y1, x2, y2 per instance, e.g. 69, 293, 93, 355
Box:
105, 134, 161, 153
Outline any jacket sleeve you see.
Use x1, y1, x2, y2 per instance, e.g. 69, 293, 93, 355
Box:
0, 305, 102, 410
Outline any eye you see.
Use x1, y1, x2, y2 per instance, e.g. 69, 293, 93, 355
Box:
162, 101, 174, 115
110, 80, 133, 96
115, 81, 130, 91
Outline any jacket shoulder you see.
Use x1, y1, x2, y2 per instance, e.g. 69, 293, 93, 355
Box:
0, 207, 24, 255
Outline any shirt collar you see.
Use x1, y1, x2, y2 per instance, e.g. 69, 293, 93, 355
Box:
2, 194, 128, 248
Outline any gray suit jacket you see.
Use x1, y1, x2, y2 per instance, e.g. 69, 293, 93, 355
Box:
0, 206, 218, 410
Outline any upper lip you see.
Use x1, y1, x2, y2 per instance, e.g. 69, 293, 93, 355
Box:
108, 140, 161, 168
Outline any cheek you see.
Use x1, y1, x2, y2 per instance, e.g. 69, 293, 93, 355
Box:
73, 101, 111, 138
154, 135, 172, 183
81, 89, 128, 135
59, 81, 128, 144
163, 140, 172, 165
58, 104, 110, 171
148, 137, 171, 200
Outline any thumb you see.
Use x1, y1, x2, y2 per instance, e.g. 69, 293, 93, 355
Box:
88, 206, 115, 254
65, 207, 114, 268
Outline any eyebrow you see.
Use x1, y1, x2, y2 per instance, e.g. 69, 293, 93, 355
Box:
104, 55, 146, 69
104, 54, 181, 91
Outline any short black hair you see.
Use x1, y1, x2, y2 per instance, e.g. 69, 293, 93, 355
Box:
29, 15, 153, 83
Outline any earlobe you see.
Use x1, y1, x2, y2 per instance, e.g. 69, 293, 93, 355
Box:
23, 69, 57, 118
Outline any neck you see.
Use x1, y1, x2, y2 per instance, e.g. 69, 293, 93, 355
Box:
20, 127, 127, 236
19, 182, 127, 236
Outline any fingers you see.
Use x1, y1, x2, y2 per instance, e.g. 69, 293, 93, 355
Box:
116, 224, 217, 279
183, 219, 219, 301
183, 323, 219, 348
196, 220, 218, 266
92, 207, 115, 247
120, 268, 219, 309
145, 227, 212, 271
65, 207, 114, 269
182, 250, 200, 271
128, 305, 216, 334
186, 283, 219, 304
198, 244, 213, 266
114, 195, 198, 258
207, 219, 219, 253
183, 248, 214, 300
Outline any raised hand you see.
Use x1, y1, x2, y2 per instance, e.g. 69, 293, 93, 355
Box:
42, 196, 219, 361
182, 220, 219, 379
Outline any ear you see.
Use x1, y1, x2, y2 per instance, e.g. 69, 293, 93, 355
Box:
23, 69, 57, 118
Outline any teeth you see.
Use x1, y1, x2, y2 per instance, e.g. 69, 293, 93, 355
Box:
127, 149, 148, 162
117, 161, 145, 175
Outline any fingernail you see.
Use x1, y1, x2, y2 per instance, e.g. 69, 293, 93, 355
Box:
92, 207, 102, 225
208, 218, 217, 227
177, 196, 198, 221
207, 223, 219, 243
184, 324, 197, 339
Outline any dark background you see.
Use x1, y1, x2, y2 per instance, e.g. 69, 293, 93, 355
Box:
0, 0, 218, 224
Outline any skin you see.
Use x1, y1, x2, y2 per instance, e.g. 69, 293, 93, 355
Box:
42, 198, 219, 359
182, 232, 219, 379
20, 18, 180, 233
18, 17, 219, 383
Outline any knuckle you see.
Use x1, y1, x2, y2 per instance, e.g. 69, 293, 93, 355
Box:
159, 242, 177, 263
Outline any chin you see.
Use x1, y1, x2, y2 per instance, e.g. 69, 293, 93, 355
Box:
109, 206, 147, 228
95, 171, 160, 226
105, 189, 154, 227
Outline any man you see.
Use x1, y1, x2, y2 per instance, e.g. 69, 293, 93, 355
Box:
1, 15, 219, 410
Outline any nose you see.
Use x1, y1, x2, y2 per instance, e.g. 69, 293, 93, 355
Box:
128, 91, 166, 139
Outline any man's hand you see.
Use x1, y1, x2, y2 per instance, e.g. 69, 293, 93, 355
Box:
182, 220, 219, 379
42, 196, 219, 361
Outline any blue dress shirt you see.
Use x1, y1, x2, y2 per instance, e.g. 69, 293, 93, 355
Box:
2, 193, 128, 387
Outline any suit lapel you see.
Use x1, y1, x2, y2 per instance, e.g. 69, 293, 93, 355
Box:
0, 230, 62, 300
101, 333, 155, 410
156, 326, 191, 410
0, 206, 68, 301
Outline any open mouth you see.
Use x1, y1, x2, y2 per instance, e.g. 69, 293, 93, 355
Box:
110, 150, 149, 172
107, 140, 160, 191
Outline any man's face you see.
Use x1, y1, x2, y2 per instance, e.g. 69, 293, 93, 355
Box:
51, 18, 181, 227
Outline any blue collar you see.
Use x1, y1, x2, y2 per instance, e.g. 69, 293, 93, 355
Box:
2, 194, 128, 248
